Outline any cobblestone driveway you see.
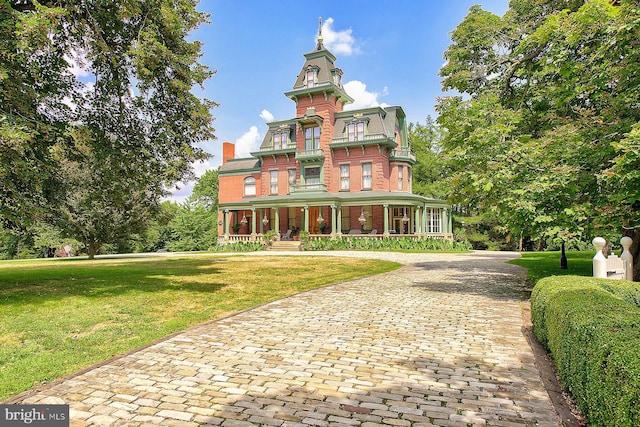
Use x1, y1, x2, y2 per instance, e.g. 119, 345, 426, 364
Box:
11, 251, 561, 426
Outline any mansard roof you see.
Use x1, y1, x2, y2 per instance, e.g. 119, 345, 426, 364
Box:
258, 121, 297, 148
285, 47, 354, 105
333, 106, 407, 145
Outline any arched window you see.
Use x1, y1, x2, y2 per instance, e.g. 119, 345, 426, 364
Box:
244, 177, 256, 196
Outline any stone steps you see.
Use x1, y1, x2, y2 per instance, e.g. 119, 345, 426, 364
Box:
268, 240, 301, 251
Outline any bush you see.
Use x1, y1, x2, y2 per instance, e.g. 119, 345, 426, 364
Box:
531, 276, 640, 426
209, 241, 264, 252
302, 236, 471, 252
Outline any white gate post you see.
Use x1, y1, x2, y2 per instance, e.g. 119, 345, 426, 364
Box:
620, 236, 634, 281
593, 237, 607, 279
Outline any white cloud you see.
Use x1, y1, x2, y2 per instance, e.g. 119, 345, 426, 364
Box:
321, 18, 359, 56
259, 109, 274, 122
235, 125, 261, 158
343, 80, 389, 110
165, 158, 216, 204
64, 49, 91, 78
382, 86, 389, 96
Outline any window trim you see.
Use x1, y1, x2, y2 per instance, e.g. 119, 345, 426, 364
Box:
305, 67, 318, 88
244, 176, 256, 197
361, 162, 372, 190
398, 165, 404, 191
339, 163, 350, 191
287, 168, 296, 194
269, 170, 278, 195
304, 126, 321, 150
346, 121, 365, 142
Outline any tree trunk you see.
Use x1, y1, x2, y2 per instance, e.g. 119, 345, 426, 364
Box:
627, 229, 640, 282
87, 241, 101, 260
519, 230, 524, 252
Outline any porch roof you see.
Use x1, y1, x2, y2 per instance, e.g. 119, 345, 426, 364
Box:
219, 191, 448, 211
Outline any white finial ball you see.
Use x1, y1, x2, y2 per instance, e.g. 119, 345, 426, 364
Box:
593, 237, 606, 250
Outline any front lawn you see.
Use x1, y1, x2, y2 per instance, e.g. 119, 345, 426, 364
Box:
508, 250, 593, 284
0, 255, 399, 401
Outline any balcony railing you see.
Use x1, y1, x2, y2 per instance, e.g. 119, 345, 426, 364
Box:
258, 143, 297, 153
331, 133, 391, 146
389, 149, 417, 162
290, 183, 327, 193
295, 148, 324, 161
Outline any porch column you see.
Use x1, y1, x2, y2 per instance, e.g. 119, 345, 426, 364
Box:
251, 208, 257, 239
274, 208, 280, 236
383, 204, 390, 236
259, 209, 265, 234
303, 205, 309, 232
443, 207, 450, 234
423, 204, 429, 234
336, 205, 342, 236
415, 206, 422, 235
330, 205, 337, 237
223, 210, 230, 240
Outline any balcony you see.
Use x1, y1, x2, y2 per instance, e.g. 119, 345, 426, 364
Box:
252, 143, 297, 159
290, 183, 327, 193
295, 148, 324, 162
389, 149, 417, 163
330, 134, 396, 154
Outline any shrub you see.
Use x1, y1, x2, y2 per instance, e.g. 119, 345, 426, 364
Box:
531, 276, 640, 426
209, 241, 264, 252
302, 236, 471, 252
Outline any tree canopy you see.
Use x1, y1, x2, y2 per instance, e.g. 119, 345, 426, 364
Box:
437, 0, 640, 277
1, 0, 215, 257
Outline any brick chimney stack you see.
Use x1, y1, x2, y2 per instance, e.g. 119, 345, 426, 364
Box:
222, 142, 235, 164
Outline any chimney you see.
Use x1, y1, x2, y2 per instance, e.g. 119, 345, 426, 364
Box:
222, 142, 235, 164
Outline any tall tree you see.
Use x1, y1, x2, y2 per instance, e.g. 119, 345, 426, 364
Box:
438, 0, 640, 276
0, 2, 69, 229
191, 167, 219, 211
408, 116, 449, 199
1, 1, 216, 258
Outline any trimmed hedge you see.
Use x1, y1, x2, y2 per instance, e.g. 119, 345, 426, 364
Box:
302, 236, 471, 252
531, 276, 640, 426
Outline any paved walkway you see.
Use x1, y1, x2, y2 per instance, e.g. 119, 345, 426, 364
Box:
12, 251, 561, 426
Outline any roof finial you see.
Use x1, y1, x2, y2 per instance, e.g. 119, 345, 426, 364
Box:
315, 16, 324, 51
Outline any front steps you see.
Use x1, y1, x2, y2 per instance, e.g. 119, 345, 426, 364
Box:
268, 240, 302, 251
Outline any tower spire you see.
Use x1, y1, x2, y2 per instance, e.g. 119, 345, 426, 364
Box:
315, 16, 324, 51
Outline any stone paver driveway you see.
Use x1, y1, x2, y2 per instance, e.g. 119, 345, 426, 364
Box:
10, 251, 561, 426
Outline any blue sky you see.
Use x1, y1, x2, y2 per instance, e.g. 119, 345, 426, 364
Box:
171, 0, 509, 201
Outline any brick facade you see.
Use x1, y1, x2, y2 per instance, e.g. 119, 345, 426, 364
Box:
217, 35, 452, 239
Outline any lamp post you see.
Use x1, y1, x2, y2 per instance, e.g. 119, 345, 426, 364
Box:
560, 242, 568, 269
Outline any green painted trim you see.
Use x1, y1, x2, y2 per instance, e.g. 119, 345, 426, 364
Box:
285, 84, 354, 104
219, 168, 261, 176
219, 191, 447, 210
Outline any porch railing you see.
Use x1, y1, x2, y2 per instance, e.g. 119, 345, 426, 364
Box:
218, 232, 454, 245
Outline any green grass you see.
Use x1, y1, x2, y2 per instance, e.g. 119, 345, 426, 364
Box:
508, 251, 594, 284
0, 255, 400, 401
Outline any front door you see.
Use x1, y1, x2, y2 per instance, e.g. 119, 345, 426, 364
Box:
309, 206, 320, 234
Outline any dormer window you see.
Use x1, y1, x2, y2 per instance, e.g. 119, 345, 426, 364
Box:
272, 131, 288, 150
304, 66, 319, 88
347, 122, 365, 142
306, 70, 315, 88
332, 69, 343, 87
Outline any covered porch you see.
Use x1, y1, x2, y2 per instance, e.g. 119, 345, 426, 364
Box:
218, 192, 453, 243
